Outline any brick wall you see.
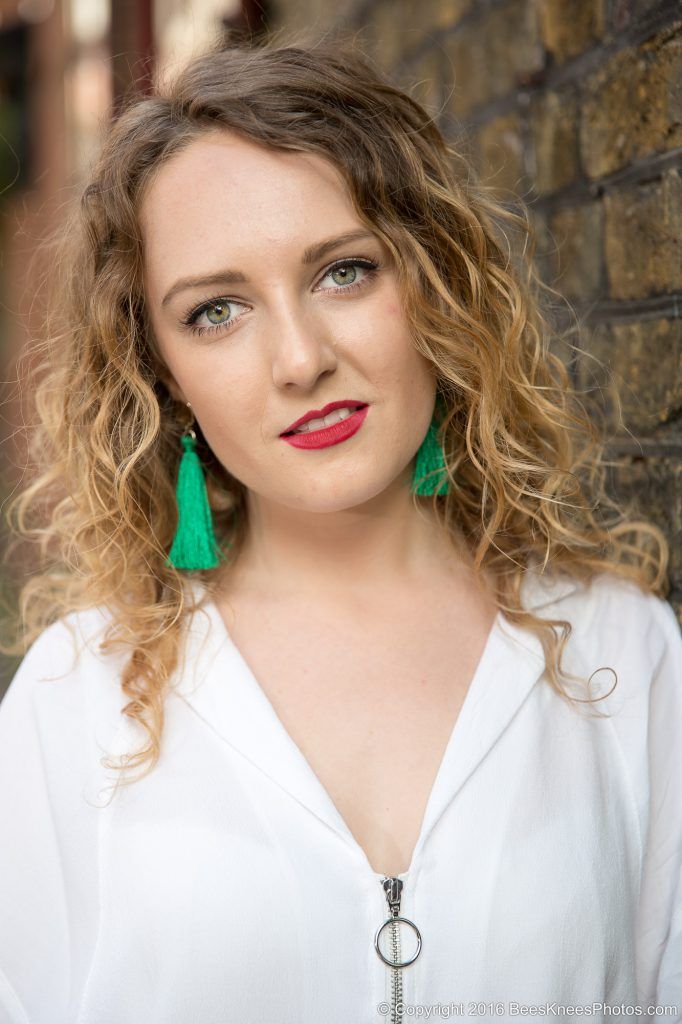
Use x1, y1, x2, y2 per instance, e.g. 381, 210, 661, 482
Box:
269, 0, 682, 613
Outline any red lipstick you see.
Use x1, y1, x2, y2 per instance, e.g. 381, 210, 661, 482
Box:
280, 400, 367, 435
280, 403, 369, 450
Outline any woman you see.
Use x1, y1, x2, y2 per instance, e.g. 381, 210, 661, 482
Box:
0, 37, 680, 1024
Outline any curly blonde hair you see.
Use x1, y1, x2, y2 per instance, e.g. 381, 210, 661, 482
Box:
0, 34, 669, 789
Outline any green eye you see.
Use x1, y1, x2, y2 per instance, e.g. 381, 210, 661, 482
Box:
181, 294, 249, 337
330, 265, 358, 287
205, 302, 231, 325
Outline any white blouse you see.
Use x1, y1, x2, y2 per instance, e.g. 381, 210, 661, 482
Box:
0, 570, 681, 1024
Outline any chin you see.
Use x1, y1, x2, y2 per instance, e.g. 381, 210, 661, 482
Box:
291, 480, 401, 515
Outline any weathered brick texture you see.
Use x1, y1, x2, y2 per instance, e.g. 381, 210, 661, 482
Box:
444, 2, 544, 117
604, 168, 682, 299
581, 29, 682, 178
579, 319, 682, 434
538, 0, 605, 63
529, 89, 580, 194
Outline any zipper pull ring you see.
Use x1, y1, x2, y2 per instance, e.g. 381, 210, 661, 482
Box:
374, 875, 422, 968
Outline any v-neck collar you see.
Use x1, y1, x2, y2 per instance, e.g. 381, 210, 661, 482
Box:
172, 573, 578, 878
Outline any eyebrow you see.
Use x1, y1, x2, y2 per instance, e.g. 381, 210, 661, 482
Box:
160, 229, 378, 309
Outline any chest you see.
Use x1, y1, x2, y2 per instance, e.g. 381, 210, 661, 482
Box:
213, 591, 498, 876
89, 673, 642, 1022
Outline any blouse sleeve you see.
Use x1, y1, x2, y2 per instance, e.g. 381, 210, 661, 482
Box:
639, 594, 682, 1009
0, 615, 112, 1024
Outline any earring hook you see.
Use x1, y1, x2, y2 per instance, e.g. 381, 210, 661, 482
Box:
182, 401, 196, 441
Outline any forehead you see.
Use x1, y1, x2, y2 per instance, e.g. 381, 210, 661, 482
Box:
139, 131, 355, 258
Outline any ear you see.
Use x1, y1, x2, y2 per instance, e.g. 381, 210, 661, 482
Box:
157, 369, 187, 407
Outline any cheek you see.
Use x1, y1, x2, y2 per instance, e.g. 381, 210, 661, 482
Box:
372, 317, 434, 393
189, 348, 264, 414
187, 366, 265, 453
206, 384, 262, 434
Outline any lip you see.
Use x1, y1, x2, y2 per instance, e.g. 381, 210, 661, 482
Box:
280, 399, 367, 436
281, 404, 370, 449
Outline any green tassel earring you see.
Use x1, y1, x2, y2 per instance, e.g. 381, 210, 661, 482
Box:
165, 403, 225, 571
411, 395, 450, 496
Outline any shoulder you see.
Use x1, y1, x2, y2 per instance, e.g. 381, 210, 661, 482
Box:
0, 605, 130, 772
569, 572, 679, 682
5, 603, 124, 694
525, 572, 682, 837
520, 568, 681, 719
523, 568, 680, 670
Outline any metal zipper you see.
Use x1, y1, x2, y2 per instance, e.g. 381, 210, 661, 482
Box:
374, 876, 422, 1024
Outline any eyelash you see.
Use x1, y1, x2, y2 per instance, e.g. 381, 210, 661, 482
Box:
179, 257, 381, 338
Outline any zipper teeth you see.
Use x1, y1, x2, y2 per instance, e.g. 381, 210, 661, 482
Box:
378, 876, 407, 1024
389, 918, 403, 1024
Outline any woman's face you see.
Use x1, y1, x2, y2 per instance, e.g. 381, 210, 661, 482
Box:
140, 130, 437, 516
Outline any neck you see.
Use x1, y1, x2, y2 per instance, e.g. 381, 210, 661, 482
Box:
216, 475, 484, 606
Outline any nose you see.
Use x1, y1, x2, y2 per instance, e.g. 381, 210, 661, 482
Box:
270, 306, 338, 391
